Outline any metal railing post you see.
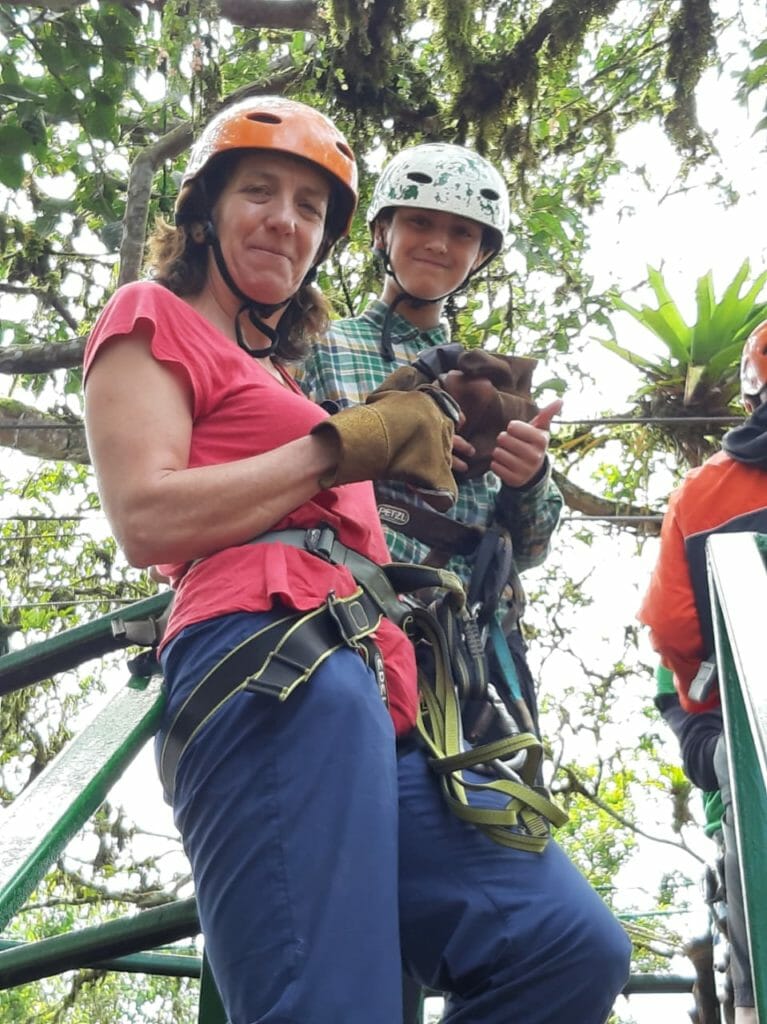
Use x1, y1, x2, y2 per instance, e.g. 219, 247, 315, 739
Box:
707, 532, 767, 1023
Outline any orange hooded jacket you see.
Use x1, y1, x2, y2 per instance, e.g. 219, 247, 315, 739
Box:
638, 449, 767, 712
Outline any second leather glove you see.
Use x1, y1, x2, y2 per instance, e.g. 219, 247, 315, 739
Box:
440, 350, 539, 479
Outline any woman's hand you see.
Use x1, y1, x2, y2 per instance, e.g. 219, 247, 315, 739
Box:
311, 387, 459, 510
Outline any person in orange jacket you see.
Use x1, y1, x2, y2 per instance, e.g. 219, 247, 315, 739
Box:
639, 323, 767, 712
638, 320, 767, 1023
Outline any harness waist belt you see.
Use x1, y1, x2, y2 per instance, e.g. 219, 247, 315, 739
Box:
251, 526, 411, 627
374, 494, 483, 557
159, 587, 382, 800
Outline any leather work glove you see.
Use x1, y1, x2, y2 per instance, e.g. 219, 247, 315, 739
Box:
441, 349, 539, 479
311, 385, 460, 511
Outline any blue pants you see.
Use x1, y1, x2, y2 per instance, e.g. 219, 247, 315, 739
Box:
158, 611, 631, 1024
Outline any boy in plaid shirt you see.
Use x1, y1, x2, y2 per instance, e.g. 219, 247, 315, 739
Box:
297, 143, 631, 1024
299, 142, 563, 733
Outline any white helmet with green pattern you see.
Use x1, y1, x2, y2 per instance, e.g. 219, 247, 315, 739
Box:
366, 143, 509, 258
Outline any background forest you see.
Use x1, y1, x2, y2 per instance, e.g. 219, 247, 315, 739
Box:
1, 1, 767, 1021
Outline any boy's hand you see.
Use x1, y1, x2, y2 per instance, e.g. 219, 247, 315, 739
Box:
451, 425, 474, 475
491, 399, 562, 488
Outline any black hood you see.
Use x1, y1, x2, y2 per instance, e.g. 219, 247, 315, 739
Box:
722, 401, 767, 469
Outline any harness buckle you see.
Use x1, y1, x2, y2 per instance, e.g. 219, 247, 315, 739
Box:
305, 525, 336, 561
688, 658, 718, 703
459, 607, 485, 660
326, 591, 389, 705
244, 671, 295, 700
325, 590, 374, 650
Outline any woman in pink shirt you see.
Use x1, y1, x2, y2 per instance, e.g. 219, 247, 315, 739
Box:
84, 96, 630, 1024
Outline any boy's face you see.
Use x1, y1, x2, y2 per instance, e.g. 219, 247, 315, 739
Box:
377, 207, 489, 301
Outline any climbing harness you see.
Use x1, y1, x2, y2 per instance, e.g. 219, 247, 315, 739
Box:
158, 525, 406, 799
152, 524, 565, 849
158, 586, 386, 800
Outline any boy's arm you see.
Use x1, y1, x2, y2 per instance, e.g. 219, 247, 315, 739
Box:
493, 464, 563, 571
489, 399, 563, 571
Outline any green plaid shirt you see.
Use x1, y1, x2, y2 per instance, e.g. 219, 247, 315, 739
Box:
297, 300, 563, 591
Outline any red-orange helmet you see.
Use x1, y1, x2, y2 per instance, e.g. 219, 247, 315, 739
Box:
740, 319, 767, 412
175, 95, 358, 246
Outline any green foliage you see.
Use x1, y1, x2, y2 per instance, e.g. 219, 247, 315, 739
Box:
663, 0, 716, 154
736, 35, 767, 135
592, 436, 652, 507
0, 960, 198, 1023
558, 773, 639, 888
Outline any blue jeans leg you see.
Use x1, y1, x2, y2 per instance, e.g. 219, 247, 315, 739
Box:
158, 612, 403, 1024
397, 746, 632, 1024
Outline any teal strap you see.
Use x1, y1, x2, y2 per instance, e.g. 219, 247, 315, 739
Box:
489, 619, 522, 702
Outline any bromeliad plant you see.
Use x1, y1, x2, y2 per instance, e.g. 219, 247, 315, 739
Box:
598, 260, 767, 465
602, 260, 767, 408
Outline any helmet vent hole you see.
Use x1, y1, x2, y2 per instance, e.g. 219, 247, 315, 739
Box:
480, 188, 500, 201
246, 113, 282, 125
406, 171, 433, 184
336, 141, 354, 161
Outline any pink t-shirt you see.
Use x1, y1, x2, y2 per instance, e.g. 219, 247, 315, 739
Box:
84, 281, 417, 733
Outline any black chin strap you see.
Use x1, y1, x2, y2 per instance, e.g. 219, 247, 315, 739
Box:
380, 292, 419, 362
377, 248, 462, 363
234, 303, 282, 356
206, 222, 297, 359
374, 214, 501, 362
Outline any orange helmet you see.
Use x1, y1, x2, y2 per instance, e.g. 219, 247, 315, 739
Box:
740, 319, 767, 412
175, 95, 358, 246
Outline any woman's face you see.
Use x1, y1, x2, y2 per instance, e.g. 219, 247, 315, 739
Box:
211, 151, 331, 306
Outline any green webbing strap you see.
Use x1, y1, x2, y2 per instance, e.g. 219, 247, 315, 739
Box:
158, 588, 382, 799
383, 561, 465, 602
410, 604, 568, 851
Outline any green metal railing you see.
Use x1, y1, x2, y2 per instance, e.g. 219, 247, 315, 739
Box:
0, 591, 170, 698
0, 592, 227, 1022
5, 533, 767, 1021
707, 531, 767, 1024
